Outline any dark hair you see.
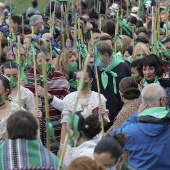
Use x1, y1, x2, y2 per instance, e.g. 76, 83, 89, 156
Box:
36, 46, 50, 56
162, 36, 170, 44
11, 16, 21, 25
0, 75, 11, 97
138, 54, 164, 77
94, 133, 126, 160
3, 61, 18, 74
81, 1, 87, 9
32, 0, 38, 8
130, 58, 142, 68
77, 66, 94, 79
135, 27, 147, 36
7, 110, 38, 140
136, 36, 149, 44
102, 20, 115, 37
136, 20, 143, 28
84, 28, 101, 42
100, 35, 113, 46
119, 77, 140, 99
1, 38, 8, 48
127, 16, 137, 25
125, 46, 133, 56
77, 113, 101, 139
96, 41, 113, 56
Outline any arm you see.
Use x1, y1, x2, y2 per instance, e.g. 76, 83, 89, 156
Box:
25, 90, 36, 113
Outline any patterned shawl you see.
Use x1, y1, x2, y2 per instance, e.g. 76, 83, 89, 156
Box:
0, 139, 63, 170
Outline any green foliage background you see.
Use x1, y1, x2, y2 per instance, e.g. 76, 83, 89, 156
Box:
2, 0, 49, 15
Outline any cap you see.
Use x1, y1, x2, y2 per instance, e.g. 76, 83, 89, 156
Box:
131, 7, 139, 13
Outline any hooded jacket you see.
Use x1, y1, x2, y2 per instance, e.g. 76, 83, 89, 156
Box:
110, 107, 170, 170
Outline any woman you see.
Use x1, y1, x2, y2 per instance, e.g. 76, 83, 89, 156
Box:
0, 75, 24, 143
59, 67, 109, 155
65, 157, 105, 170
132, 43, 151, 60
138, 54, 164, 89
3, 61, 36, 113
55, 49, 78, 91
94, 134, 134, 170
63, 113, 101, 166
108, 77, 141, 132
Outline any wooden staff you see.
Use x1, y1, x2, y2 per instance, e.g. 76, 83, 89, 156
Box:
151, 7, 154, 53
132, 26, 135, 43
42, 59, 50, 151
138, 0, 141, 18
90, 31, 104, 135
98, 0, 101, 14
126, 0, 129, 17
157, 0, 160, 40
165, 1, 169, 36
57, 53, 91, 170
50, 19, 53, 60
114, 11, 119, 52
22, 15, 24, 34
17, 36, 21, 109
62, 33, 65, 49
98, 17, 102, 31
73, 24, 77, 51
105, 0, 109, 19
78, 18, 81, 69
120, 9, 123, 35
31, 26, 41, 140
0, 15, 2, 58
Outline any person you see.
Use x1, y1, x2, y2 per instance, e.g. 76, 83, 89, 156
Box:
65, 156, 105, 170
132, 43, 151, 60
94, 133, 134, 170
108, 77, 141, 131
0, 75, 25, 144
3, 61, 36, 113
138, 54, 164, 89
25, 47, 69, 154
102, 20, 115, 38
92, 42, 131, 130
29, 15, 44, 35
110, 84, 170, 170
26, 0, 40, 18
11, 15, 22, 35
135, 36, 150, 48
55, 49, 78, 92
135, 27, 147, 37
123, 46, 133, 64
0, 110, 62, 169
0, 38, 8, 66
63, 113, 101, 166
59, 66, 109, 152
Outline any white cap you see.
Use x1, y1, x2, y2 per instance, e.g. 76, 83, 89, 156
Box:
131, 7, 139, 13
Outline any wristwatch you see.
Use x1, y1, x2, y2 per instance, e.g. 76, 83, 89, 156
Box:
48, 95, 54, 104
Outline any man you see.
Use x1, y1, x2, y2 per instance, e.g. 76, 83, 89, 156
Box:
26, 0, 40, 18
92, 42, 131, 130
0, 38, 8, 66
25, 47, 69, 154
0, 110, 62, 169
42, 32, 51, 49
29, 14, 44, 35
110, 84, 170, 170
84, 28, 101, 53
11, 15, 22, 35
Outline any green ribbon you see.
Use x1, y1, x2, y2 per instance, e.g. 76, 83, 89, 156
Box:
99, 54, 123, 93
142, 76, 160, 87
138, 107, 170, 118
46, 121, 59, 147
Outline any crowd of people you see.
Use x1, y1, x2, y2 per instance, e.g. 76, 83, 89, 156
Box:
0, 0, 170, 169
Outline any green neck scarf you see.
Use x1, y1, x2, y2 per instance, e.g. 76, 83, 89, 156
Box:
143, 76, 160, 87
99, 54, 123, 93
69, 79, 77, 89
138, 107, 169, 119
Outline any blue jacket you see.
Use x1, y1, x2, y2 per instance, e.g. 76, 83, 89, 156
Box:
110, 113, 170, 170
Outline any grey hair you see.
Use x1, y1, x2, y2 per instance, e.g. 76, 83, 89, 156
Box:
96, 41, 113, 56
29, 15, 42, 26
141, 84, 166, 105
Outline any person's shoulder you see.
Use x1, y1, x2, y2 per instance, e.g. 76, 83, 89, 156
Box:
51, 67, 67, 78
91, 91, 106, 102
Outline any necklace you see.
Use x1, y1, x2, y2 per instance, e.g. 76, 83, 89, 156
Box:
0, 102, 5, 107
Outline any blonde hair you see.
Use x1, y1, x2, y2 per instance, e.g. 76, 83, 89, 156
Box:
132, 42, 151, 60
55, 49, 77, 80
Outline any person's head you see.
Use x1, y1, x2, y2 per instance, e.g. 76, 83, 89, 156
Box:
1, 38, 8, 62
135, 36, 150, 48
0, 2, 5, 13
81, 1, 87, 15
136, 20, 143, 28
160, 7, 166, 16
119, 77, 140, 101
0, 75, 11, 104
76, 66, 94, 90
7, 110, 38, 140
55, 49, 77, 79
138, 54, 164, 81
3, 61, 18, 89
85, 28, 101, 51
42, 33, 51, 48
100, 35, 113, 48
89, 11, 99, 28
36, 47, 51, 71
32, 0, 38, 8
29, 15, 43, 34
141, 84, 167, 108
135, 27, 147, 37
132, 43, 151, 60
65, 157, 105, 170
123, 46, 133, 59
96, 41, 113, 68
102, 20, 115, 38
11, 16, 21, 30
130, 59, 143, 83
94, 133, 126, 170
68, 113, 101, 147
127, 16, 137, 29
